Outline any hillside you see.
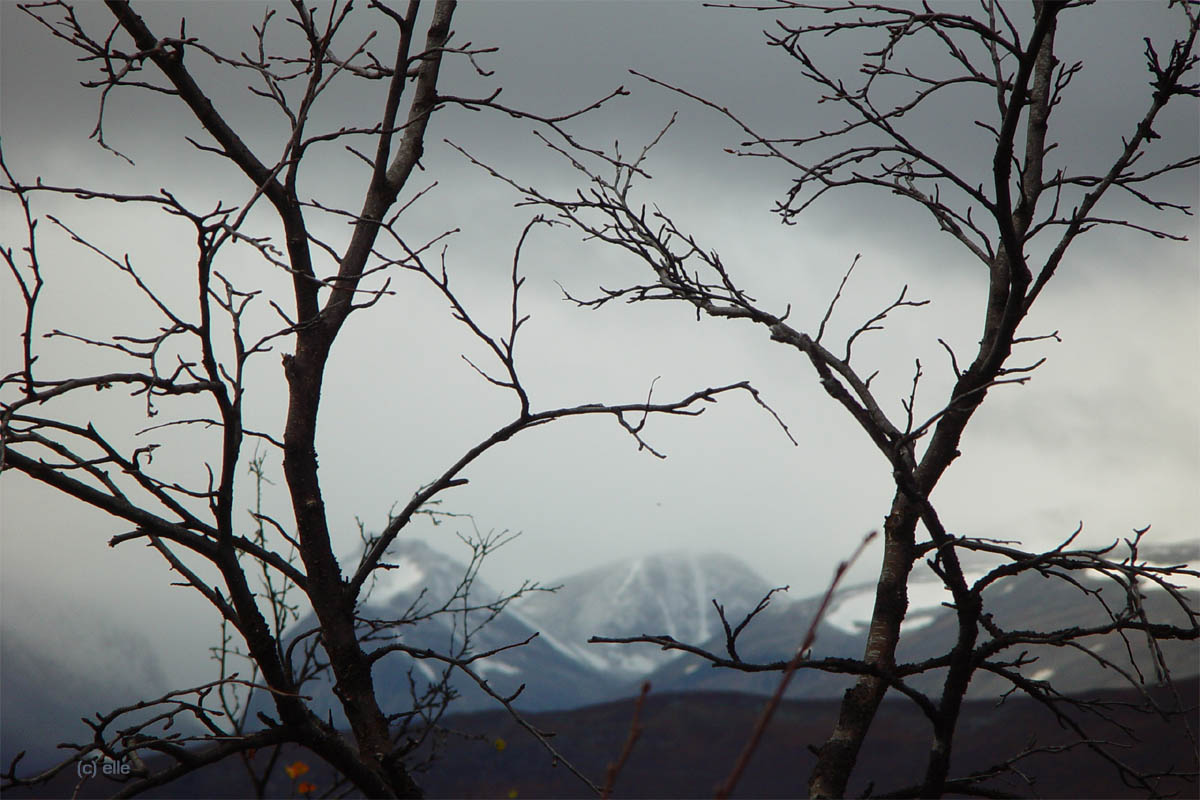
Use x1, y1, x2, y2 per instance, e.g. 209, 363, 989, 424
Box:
12, 679, 1196, 798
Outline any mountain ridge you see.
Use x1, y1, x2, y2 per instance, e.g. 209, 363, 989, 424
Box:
4, 540, 1195, 772
276, 540, 1199, 718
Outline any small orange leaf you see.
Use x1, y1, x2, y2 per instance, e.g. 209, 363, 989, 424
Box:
493, 737, 507, 752
298, 780, 318, 795
285, 760, 310, 779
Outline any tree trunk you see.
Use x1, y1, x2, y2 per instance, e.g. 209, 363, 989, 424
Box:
807, 492, 919, 798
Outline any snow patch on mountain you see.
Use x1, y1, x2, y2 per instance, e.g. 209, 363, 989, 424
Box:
824, 569, 989, 635
367, 554, 426, 599
824, 543, 1200, 638
1136, 567, 1200, 593
505, 607, 611, 673
474, 659, 520, 678
413, 659, 437, 682
513, 550, 775, 678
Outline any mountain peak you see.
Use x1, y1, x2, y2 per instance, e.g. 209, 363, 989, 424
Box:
512, 550, 777, 677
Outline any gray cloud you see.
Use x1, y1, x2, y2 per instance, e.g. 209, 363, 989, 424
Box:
2, 0, 1196, 721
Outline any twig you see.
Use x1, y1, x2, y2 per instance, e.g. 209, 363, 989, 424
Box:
713, 530, 877, 799
601, 682, 652, 799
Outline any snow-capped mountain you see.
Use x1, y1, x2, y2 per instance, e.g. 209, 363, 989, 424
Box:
9, 538, 1194, 772
246, 540, 1198, 729
264, 545, 794, 720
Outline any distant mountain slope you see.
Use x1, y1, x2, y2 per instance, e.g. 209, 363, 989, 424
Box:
0, 620, 176, 772
640, 559, 1199, 701
246, 539, 625, 727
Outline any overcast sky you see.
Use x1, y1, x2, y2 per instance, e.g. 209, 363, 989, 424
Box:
2, 0, 1197, 709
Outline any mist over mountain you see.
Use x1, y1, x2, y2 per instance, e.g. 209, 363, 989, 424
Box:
0, 624, 174, 772
5, 539, 1196, 773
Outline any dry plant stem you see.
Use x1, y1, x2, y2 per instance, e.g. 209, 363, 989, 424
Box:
602, 682, 652, 799
714, 531, 877, 800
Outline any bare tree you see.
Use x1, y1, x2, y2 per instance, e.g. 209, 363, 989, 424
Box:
0, 2, 788, 797
464, 0, 1200, 796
